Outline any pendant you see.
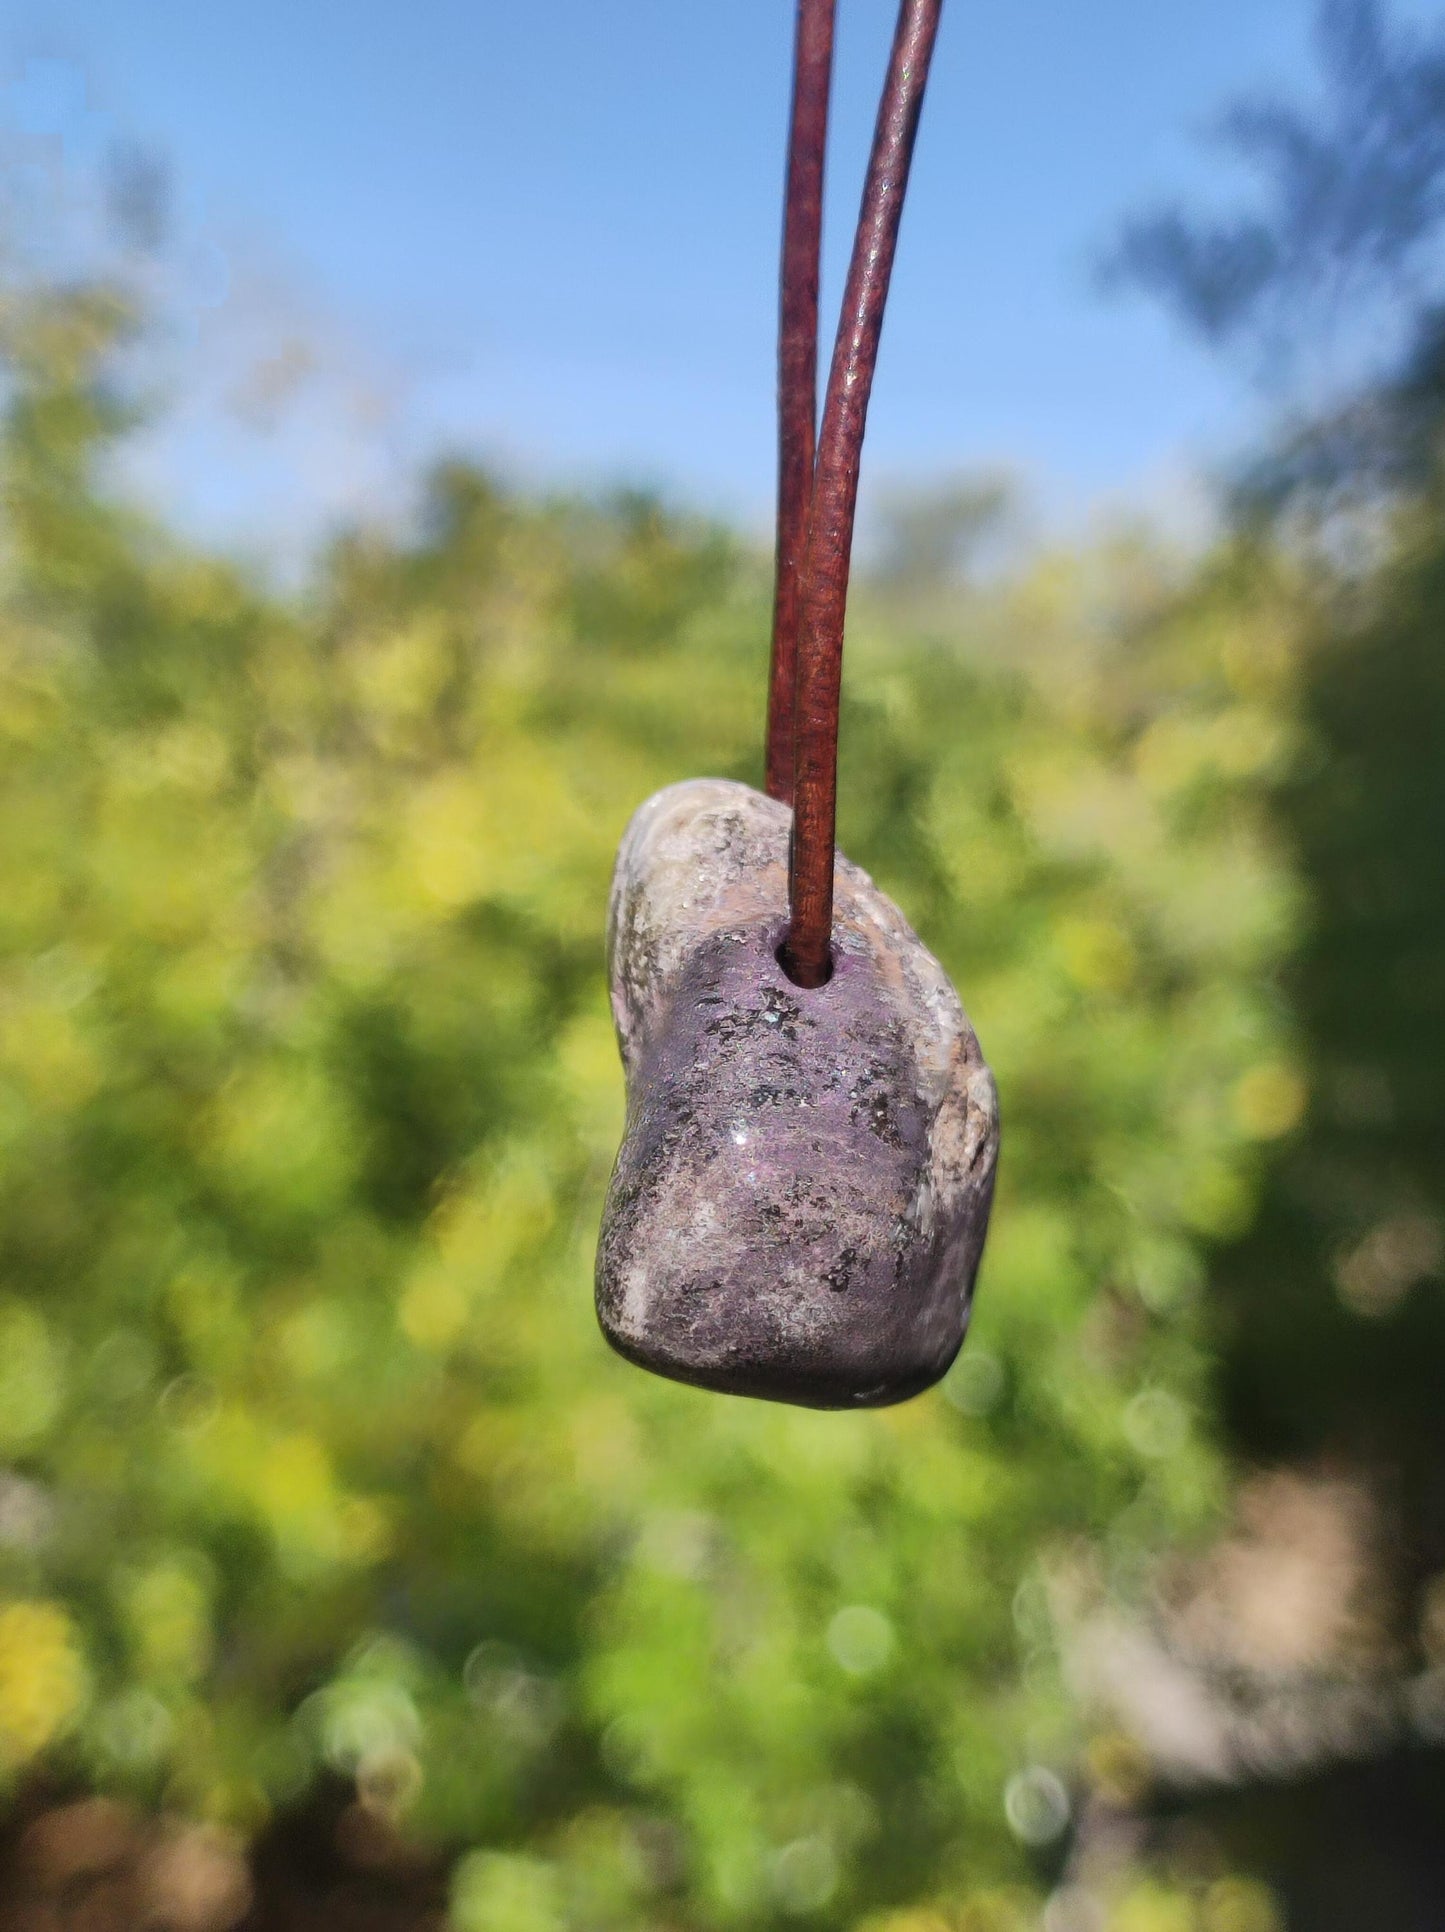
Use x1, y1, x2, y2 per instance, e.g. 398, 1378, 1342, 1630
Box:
595, 779, 998, 1408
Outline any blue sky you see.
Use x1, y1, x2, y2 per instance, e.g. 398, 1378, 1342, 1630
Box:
8, 1, 1439, 561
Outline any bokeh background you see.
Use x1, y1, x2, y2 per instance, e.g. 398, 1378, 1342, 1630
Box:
0, 3, 1443, 1928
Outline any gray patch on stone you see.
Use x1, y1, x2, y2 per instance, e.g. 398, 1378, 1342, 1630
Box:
595, 778, 999, 1409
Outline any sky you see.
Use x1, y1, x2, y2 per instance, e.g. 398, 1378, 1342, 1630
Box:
5, 0, 1441, 565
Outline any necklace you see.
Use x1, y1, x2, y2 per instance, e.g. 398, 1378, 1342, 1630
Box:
595, 0, 998, 1409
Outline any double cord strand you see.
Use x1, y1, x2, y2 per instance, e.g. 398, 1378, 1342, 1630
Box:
769, 0, 944, 989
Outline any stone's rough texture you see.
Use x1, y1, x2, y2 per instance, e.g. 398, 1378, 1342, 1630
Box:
596, 778, 999, 1409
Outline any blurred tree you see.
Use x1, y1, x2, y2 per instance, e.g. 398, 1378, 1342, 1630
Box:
1104, 0, 1445, 518
0, 265, 1306, 1930
1105, 5, 1445, 1923
1105, 0, 1445, 379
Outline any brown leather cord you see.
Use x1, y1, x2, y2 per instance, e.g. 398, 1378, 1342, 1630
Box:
765, 0, 837, 805
780, 0, 943, 989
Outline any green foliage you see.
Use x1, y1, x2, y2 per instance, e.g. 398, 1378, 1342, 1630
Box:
0, 286, 1304, 1928
1214, 477, 1445, 1650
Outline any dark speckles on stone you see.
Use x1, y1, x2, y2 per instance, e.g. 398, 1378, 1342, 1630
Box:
596, 778, 1000, 1410
825, 1247, 859, 1293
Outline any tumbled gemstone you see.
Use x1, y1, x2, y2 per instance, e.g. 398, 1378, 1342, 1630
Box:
596, 779, 999, 1409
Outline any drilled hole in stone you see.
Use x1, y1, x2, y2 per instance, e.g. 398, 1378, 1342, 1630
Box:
776, 941, 834, 990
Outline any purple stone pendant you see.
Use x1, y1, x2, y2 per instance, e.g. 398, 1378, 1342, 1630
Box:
595, 780, 998, 1408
